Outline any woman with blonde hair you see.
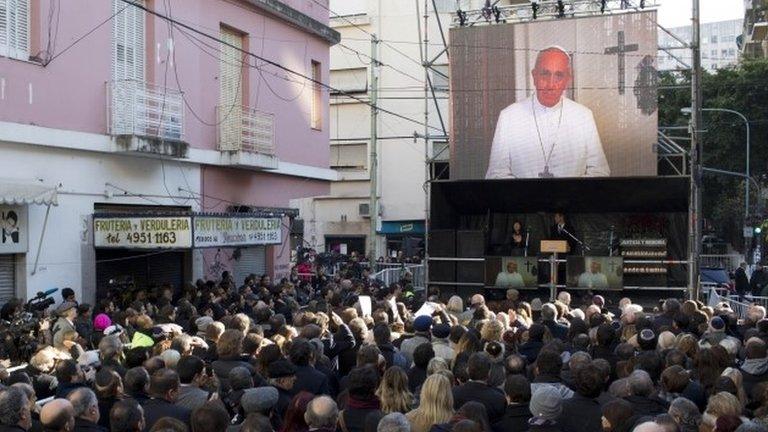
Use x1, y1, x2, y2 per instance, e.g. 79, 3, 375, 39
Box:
406, 374, 454, 432
376, 366, 414, 414
701, 392, 743, 432
427, 357, 449, 376
447, 296, 464, 317
675, 333, 699, 360
480, 319, 504, 343
517, 302, 533, 327
720, 367, 748, 409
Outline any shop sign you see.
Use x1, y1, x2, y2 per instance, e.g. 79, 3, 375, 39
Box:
0, 206, 27, 254
193, 216, 282, 248
94, 217, 192, 249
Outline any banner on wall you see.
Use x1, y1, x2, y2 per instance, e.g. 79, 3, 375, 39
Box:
94, 216, 193, 249
193, 216, 282, 248
0, 205, 27, 254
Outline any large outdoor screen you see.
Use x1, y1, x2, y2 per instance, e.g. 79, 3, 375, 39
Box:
449, 11, 658, 180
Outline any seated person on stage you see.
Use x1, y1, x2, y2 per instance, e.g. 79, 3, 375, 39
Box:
496, 261, 525, 289
577, 260, 609, 289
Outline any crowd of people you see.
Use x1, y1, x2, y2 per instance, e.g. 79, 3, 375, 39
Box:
1, 266, 768, 432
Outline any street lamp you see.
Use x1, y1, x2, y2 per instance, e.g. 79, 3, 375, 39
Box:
682, 107, 751, 218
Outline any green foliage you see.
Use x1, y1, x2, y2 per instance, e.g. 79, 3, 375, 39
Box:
658, 59, 768, 247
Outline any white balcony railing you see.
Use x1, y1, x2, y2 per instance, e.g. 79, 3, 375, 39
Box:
108, 80, 184, 142
217, 105, 275, 155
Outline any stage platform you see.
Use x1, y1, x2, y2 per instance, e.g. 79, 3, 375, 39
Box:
427, 176, 691, 300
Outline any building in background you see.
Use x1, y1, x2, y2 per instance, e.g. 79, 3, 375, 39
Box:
292, 0, 463, 260
658, 19, 743, 71
0, 0, 337, 304
741, 0, 767, 58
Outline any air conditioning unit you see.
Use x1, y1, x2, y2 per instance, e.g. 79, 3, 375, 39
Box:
359, 203, 371, 218
359, 203, 383, 218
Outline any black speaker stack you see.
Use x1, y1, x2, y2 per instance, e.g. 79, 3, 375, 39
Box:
428, 229, 485, 300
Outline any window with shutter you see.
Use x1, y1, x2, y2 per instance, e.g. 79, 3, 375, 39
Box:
0, 0, 30, 61
219, 26, 245, 151
112, 0, 145, 81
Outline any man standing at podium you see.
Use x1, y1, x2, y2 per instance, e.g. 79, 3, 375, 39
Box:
495, 260, 525, 288
578, 260, 609, 289
549, 213, 577, 253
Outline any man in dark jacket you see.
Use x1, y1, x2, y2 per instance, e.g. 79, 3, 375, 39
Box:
373, 324, 408, 369
558, 363, 603, 432
452, 352, 507, 423
623, 370, 668, 417
493, 374, 532, 432
531, 350, 573, 399
40, 399, 76, 432
322, 320, 356, 375
527, 386, 565, 432
267, 360, 297, 424
740, 338, 768, 399
0, 386, 33, 432
68, 387, 107, 432
541, 304, 568, 342
54, 360, 88, 399
751, 264, 768, 296
141, 369, 192, 431
735, 262, 750, 299
519, 324, 547, 365
652, 299, 680, 331
289, 338, 331, 396
305, 396, 339, 432
407, 343, 434, 393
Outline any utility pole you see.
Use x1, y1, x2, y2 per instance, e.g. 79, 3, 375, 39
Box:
368, 35, 380, 264
422, 0, 430, 287
689, 0, 703, 300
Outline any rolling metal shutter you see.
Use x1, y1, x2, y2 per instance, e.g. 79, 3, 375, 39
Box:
0, 255, 15, 303
96, 250, 184, 300
232, 246, 267, 284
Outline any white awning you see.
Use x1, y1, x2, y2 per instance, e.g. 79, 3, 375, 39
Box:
0, 182, 58, 206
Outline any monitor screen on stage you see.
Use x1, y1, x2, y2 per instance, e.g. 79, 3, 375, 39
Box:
449, 10, 658, 180
485, 256, 539, 288
567, 256, 624, 289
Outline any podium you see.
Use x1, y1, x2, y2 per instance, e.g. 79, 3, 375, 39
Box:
541, 240, 569, 301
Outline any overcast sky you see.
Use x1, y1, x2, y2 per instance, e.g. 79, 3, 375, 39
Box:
657, 0, 744, 28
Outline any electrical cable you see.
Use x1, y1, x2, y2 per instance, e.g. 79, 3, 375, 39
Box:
114, 0, 442, 132
44, 3, 129, 66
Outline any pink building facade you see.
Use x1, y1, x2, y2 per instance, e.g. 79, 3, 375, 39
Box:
0, 0, 336, 303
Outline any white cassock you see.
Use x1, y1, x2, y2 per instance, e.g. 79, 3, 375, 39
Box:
485, 96, 610, 179
578, 271, 609, 289
495, 271, 525, 288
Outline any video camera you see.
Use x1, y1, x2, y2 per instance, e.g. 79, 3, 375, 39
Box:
0, 288, 58, 365
26, 288, 58, 313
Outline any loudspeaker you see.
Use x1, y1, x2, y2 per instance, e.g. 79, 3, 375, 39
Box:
429, 261, 456, 283
457, 230, 485, 257
428, 229, 456, 257
457, 261, 485, 283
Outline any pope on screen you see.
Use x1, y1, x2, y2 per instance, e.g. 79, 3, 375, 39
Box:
578, 260, 610, 289
485, 46, 610, 179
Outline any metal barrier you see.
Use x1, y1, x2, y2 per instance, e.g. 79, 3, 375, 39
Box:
742, 294, 768, 310
708, 287, 751, 318
372, 264, 425, 291
701, 254, 743, 272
